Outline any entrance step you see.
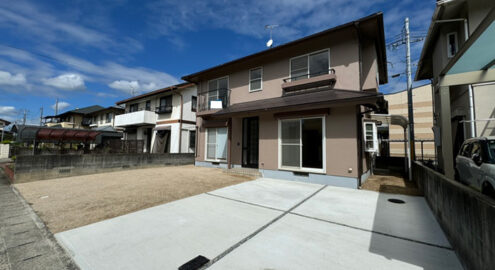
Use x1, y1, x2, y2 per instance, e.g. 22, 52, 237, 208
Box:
223, 167, 262, 178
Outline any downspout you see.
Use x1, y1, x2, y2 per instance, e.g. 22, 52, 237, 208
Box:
171, 87, 183, 153
356, 106, 363, 188
354, 22, 363, 91
464, 19, 476, 138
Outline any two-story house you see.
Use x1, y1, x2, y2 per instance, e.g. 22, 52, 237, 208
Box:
183, 13, 388, 188
415, 0, 495, 178
44, 105, 124, 130
115, 82, 197, 154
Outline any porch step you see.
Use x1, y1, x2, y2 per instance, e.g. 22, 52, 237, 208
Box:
222, 167, 262, 178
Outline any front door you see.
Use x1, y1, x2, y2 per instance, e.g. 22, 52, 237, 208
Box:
242, 117, 259, 168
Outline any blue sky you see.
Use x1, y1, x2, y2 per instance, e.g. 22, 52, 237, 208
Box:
0, 0, 434, 124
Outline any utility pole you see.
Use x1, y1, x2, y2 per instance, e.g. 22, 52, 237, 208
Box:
405, 18, 416, 165
22, 110, 27, 125
39, 107, 44, 126
55, 98, 59, 115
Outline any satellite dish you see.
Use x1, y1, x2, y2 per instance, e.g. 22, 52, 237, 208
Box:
266, 39, 273, 48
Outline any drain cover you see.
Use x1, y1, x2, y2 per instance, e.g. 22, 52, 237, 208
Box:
388, 198, 405, 204
178, 255, 209, 270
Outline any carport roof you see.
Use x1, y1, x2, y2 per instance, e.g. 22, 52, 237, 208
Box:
369, 114, 408, 128
211, 88, 384, 116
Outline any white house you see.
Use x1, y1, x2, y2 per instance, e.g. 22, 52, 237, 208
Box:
115, 82, 197, 153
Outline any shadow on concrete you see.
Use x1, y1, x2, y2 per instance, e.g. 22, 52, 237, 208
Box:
367, 186, 461, 269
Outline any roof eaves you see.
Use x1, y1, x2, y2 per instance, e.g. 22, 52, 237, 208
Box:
115, 82, 194, 105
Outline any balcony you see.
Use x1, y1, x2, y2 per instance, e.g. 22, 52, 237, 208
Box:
81, 118, 92, 126
197, 88, 230, 115
155, 105, 173, 114
282, 69, 336, 94
115, 110, 156, 127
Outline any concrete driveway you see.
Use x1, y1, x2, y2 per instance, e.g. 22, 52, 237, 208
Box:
55, 178, 462, 269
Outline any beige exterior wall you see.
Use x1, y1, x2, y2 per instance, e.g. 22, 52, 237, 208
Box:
473, 82, 495, 137
385, 84, 434, 158
197, 28, 375, 106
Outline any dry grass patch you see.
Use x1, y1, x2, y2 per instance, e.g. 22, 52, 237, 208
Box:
15, 165, 254, 233
361, 173, 422, 196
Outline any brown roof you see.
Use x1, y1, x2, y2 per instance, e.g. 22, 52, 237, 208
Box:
182, 12, 387, 84
115, 82, 195, 105
212, 88, 383, 116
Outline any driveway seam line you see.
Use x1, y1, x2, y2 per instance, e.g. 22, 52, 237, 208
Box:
201, 185, 327, 269
289, 212, 453, 250
204, 193, 285, 212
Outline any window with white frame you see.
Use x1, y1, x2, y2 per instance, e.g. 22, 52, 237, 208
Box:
364, 122, 378, 152
447, 32, 458, 58
206, 127, 228, 161
290, 49, 330, 81
280, 117, 324, 171
208, 77, 228, 109
249, 67, 262, 91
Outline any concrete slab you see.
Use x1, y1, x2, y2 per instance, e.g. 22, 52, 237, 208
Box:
209, 178, 323, 211
292, 186, 451, 247
210, 214, 462, 270
55, 193, 280, 270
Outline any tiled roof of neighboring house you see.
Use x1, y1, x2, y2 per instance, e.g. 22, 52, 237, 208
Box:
182, 12, 387, 85
212, 88, 384, 116
44, 105, 105, 119
115, 82, 195, 105
89, 105, 125, 114
0, 118, 11, 126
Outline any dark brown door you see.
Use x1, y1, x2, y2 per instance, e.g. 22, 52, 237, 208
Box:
242, 117, 259, 168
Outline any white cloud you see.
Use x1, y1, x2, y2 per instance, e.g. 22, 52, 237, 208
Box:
108, 80, 159, 94
96, 92, 117, 98
0, 106, 17, 121
0, 70, 26, 86
42, 74, 86, 91
51, 101, 70, 112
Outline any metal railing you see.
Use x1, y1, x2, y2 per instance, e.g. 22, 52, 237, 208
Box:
283, 68, 335, 83
155, 105, 173, 114
198, 88, 230, 111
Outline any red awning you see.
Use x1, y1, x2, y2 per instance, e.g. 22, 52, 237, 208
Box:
36, 128, 100, 142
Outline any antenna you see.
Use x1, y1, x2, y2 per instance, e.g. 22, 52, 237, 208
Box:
265, 24, 279, 48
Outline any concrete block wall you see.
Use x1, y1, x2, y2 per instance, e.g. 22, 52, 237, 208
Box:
413, 161, 495, 270
14, 153, 194, 183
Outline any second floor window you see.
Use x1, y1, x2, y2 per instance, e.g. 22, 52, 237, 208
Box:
249, 67, 262, 91
447, 32, 458, 58
290, 49, 329, 81
145, 100, 151, 111
191, 96, 197, 112
129, 103, 138, 112
158, 96, 172, 113
208, 77, 228, 109
106, 113, 112, 123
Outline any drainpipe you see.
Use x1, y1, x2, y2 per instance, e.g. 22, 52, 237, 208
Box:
171, 87, 183, 153
356, 106, 363, 187
354, 22, 363, 91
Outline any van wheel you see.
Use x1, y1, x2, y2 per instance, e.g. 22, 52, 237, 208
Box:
482, 183, 495, 200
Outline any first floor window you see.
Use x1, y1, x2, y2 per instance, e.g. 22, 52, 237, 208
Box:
364, 122, 377, 152
206, 127, 227, 160
280, 117, 324, 170
189, 130, 196, 149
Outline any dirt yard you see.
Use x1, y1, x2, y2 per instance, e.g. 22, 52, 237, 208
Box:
361, 173, 422, 196
15, 165, 254, 233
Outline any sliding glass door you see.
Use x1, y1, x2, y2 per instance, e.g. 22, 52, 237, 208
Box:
206, 127, 228, 161
280, 117, 324, 172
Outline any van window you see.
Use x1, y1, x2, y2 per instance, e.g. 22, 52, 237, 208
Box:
461, 143, 472, 157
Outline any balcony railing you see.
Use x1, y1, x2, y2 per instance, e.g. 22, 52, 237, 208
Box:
282, 68, 336, 93
155, 105, 173, 114
198, 88, 230, 112
115, 110, 156, 127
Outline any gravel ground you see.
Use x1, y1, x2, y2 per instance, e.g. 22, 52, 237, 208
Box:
14, 165, 254, 233
361, 173, 422, 196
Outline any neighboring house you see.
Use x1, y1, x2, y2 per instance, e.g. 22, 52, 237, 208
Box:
377, 84, 435, 159
1, 118, 12, 141
415, 0, 495, 178
44, 105, 124, 130
87, 106, 125, 130
115, 82, 197, 154
182, 13, 388, 188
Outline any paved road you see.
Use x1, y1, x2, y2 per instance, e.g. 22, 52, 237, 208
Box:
56, 178, 462, 269
0, 168, 77, 270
